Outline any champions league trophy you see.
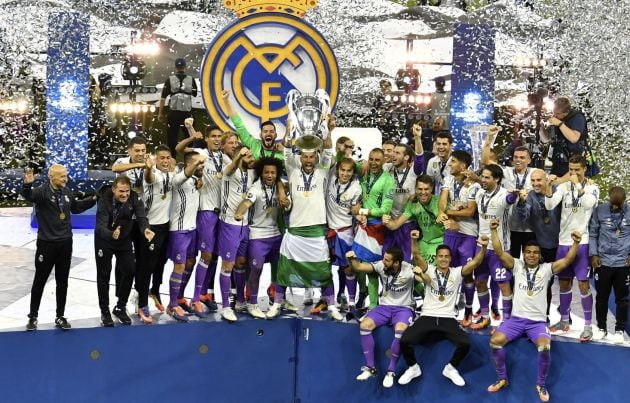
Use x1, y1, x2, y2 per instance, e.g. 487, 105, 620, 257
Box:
286, 89, 331, 151
465, 124, 497, 171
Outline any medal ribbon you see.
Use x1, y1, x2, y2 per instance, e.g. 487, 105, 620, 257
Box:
481, 187, 500, 215
526, 266, 540, 293
437, 268, 450, 297
365, 171, 383, 196
263, 183, 276, 210
394, 166, 411, 190
241, 169, 249, 194
610, 206, 625, 234
514, 168, 529, 190
335, 178, 353, 203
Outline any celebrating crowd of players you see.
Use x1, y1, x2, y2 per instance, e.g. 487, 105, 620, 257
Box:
22, 94, 629, 402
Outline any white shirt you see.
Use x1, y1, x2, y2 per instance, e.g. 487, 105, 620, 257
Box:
142, 168, 173, 225
422, 265, 463, 319
372, 261, 415, 308
476, 186, 514, 251
511, 260, 554, 322
441, 175, 480, 237
246, 180, 281, 240
387, 163, 418, 219
169, 171, 200, 231
113, 156, 144, 193
325, 175, 362, 230
545, 181, 599, 245
501, 166, 533, 233
426, 155, 451, 193
220, 165, 255, 226
192, 148, 225, 212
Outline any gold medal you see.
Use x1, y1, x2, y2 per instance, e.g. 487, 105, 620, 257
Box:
543, 216, 550, 224
439, 295, 445, 302
527, 290, 534, 296
59, 212, 66, 220
572, 207, 578, 213
242, 193, 248, 200
482, 214, 487, 220
616, 228, 621, 236
216, 173, 223, 179
161, 194, 167, 200
266, 207, 273, 216
382, 292, 388, 298
304, 191, 310, 198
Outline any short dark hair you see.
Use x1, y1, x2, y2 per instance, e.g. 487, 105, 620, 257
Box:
382, 140, 396, 147
568, 153, 588, 168
113, 175, 131, 188
416, 174, 434, 189
254, 157, 282, 181
513, 146, 531, 157
128, 136, 146, 148
451, 150, 472, 168
483, 164, 504, 181
336, 136, 351, 145
155, 144, 171, 154
609, 186, 626, 198
184, 151, 199, 167
435, 132, 453, 144
205, 124, 222, 138
369, 148, 384, 157
395, 143, 414, 162
385, 247, 404, 266
554, 96, 571, 114
523, 239, 541, 251
436, 244, 452, 256
260, 120, 276, 131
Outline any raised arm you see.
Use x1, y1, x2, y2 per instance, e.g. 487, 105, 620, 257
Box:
225, 147, 247, 177
490, 219, 515, 270
481, 125, 499, 166
544, 178, 563, 209
20, 169, 44, 203
345, 251, 375, 273
552, 231, 583, 274
410, 230, 428, 272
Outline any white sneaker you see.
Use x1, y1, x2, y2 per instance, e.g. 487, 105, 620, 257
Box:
382, 371, 395, 388
303, 288, 314, 306
356, 366, 376, 381
246, 303, 266, 319
329, 305, 343, 321
267, 303, 282, 319
610, 330, 625, 344
234, 301, 247, 313
592, 327, 607, 341
442, 363, 465, 387
398, 364, 421, 385
221, 307, 237, 323
281, 300, 299, 312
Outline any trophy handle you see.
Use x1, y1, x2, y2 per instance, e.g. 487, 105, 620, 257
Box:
315, 89, 331, 140
285, 89, 301, 141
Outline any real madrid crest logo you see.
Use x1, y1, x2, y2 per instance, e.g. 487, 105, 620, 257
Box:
201, 0, 339, 131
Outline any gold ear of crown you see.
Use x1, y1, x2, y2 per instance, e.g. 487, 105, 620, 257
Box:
223, 0, 318, 19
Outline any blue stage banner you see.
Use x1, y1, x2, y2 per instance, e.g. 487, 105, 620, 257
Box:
45, 12, 90, 180
449, 23, 495, 157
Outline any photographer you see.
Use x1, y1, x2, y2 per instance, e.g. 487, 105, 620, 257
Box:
548, 96, 587, 176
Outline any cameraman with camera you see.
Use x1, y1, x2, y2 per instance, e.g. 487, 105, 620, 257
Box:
548, 97, 588, 176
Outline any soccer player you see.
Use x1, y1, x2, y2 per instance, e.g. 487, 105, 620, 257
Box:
165, 151, 205, 322
470, 164, 518, 329
382, 140, 396, 166
234, 157, 285, 319
418, 132, 453, 193
545, 154, 599, 341
487, 220, 582, 402
346, 247, 417, 388
437, 150, 481, 326
22, 165, 96, 331
217, 145, 256, 322
398, 231, 488, 387
112, 136, 147, 194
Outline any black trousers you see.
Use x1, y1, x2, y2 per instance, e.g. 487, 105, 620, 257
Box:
400, 316, 470, 368
510, 231, 537, 258
95, 237, 135, 314
595, 266, 630, 331
29, 238, 73, 318
135, 223, 169, 307
167, 110, 192, 157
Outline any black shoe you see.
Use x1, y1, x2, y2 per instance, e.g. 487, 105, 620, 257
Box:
26, 317, 38, 332
55, 316, 71, 330
356, 292, 367, 310
101, 312, 115, 327
112, 306, 132, 325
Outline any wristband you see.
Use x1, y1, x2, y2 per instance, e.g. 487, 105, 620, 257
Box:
359, 208, 369, 216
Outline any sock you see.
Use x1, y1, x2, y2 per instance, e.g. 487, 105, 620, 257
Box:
388, 330, 404, 372
478, 290, 490, 317
220, 269, 232, 308
168, 272, 183, 308
202, 257, 218, 297
248, 265, 262, 304
464, 282, 475, 315
491, 346, 507, 381
537, 346, 551, 386
490, 280, 500, 310
178, 268, 192, 299
360, 328, 376, 368
192, 260, 208, 302
337, 268, 346, 298
502, 294, 513, 320
368, 274, 379, 309
346, 274, 357, 303
559, 289, 572, 321
234, 268, 247, 303
323, 287, 334, 306
274, 284, 286, 304
580, 290, 593, 326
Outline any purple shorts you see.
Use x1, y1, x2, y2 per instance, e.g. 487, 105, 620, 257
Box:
497, 316, 550, 343
365, 305, 414, 327
444, 230, 477, 268
474, 246, 512, 283
248, 235, 282, 270
168, 230, 197, 264
218, 221, 249, 262
196, 210, 219, 253
555, 244, 590, 281
383, 221, 418, 263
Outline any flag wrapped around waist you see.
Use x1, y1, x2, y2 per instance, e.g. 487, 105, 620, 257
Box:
352, 222, 385, 263
278, 225, 332, 288
327, 226, 354, 267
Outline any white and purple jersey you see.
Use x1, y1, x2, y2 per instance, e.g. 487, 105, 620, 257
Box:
476, 186, 516, 251
371, 261, 415, 308
113, 156, 144, 192
441, 175, 480, 237
426, 155, 451, 193
422, 265, 463, 319
246, 180, 281, 240
511, 260, 554, 322
192, 148, 226, 212
169, 171, 200, 231
545, 181, 599, 246
501, 167, 533, 233
325, 175, 362, 230
142, 168, 173, 225
220, 166, 255, 226
387, 164, 418, 219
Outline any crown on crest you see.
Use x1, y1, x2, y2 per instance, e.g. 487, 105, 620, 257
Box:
223, 0, 318, 18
